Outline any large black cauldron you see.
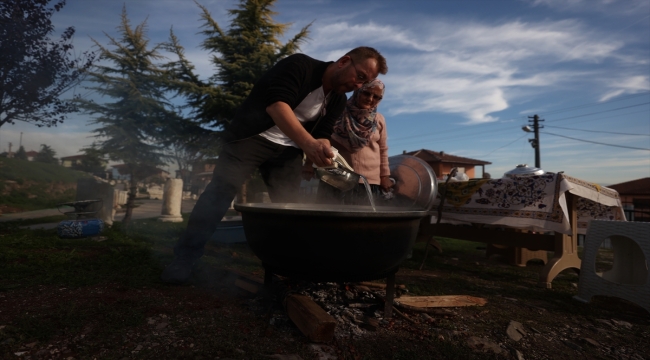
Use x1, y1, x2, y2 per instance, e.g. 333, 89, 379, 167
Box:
234, 203, 430, 282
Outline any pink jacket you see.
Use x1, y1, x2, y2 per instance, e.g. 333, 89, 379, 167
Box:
331, 113, 389, 185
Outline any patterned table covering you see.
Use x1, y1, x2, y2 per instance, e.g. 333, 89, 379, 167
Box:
432, 173, 625, 235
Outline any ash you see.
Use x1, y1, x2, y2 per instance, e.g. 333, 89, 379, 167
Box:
291, 281, 393, 339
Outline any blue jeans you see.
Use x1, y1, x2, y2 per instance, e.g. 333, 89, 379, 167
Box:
173, 135, 303, 260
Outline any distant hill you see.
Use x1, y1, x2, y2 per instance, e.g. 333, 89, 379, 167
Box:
0, 157, 92, 213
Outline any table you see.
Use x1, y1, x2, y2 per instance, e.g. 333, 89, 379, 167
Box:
418, 172, 625, 288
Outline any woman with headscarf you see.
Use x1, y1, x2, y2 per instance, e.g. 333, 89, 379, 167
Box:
303, 79, 393, 205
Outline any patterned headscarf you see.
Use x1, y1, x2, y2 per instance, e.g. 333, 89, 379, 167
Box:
332, 79, 385, 152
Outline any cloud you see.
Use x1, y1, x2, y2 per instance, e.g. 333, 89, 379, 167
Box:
599, 76, 650, 101
328, 18, 627, 124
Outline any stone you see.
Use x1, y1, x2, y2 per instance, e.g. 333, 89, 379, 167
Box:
610, 319, 633, 329
561, 339, 582, 351
76, 178, 115, 225
583, 338, 600, 347
466, 336, 503, 354
507, 321, 527, 342
308, 344, 337, 360
512, 348, 525, 360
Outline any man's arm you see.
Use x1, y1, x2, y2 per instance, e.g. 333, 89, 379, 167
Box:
266, 101, 333, 167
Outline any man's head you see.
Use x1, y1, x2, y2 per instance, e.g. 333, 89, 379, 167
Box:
328, 46, 388, 94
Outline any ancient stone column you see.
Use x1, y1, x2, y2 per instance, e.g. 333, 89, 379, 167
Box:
158, 178, 183, 222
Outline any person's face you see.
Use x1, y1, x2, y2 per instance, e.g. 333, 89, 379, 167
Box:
356, 86, 383, 109
331, 56, 379, 94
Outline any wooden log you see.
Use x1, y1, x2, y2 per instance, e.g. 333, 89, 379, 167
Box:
227, 268, 265, 295
359, 281, 406, 290
234, 278, 261, 294
354, 315, 379, 331
397, 295, 487, 309
226, 268, 264, 284
284, 294, 336, 343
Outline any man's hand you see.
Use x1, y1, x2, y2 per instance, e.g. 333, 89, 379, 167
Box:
303, 138, 333, 167
266, 102, 334, 167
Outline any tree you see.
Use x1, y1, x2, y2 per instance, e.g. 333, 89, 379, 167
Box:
76, 8, 179, 226
34, 144, 58, 164
14, 146, 27, 160
164, 0, 311, 199
74, 145, 107, 175
165, 0, 310, 145
0, 0, 95, 128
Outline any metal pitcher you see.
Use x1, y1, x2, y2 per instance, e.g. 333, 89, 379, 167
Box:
315, 158, 361, 192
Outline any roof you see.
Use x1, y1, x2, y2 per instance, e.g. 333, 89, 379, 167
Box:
25, 151, 39, 157
607, 177, 650, 195
404, 149, 492, 166
60, 154, 87, 160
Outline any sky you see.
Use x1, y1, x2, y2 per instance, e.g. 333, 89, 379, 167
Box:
1, 0, 649, 186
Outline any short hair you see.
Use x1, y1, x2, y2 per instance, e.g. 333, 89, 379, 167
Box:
345, 46, 388, 75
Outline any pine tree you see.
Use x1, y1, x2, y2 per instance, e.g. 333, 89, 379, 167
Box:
75, 145, 107, 175
76, 7, 180, 226
34, 144, 58, 164
165, 0, 310, 145
163, 0, 311, 199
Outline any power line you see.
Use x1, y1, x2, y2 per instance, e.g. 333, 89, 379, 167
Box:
541, 92, 650, 116
541, 131, 650, 151
388, 99, 648, 148
545, 102, 650, 123
549, 108, 650, 127
544, 125, 650, 136
480, 134, 528, 157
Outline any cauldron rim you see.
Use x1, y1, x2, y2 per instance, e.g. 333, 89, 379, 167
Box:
234, 202, 431, 218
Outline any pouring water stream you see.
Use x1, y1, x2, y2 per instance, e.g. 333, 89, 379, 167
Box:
358, 174, 376, 212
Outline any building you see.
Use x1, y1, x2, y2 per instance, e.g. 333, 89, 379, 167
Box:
188, 159, 219, 195
60, 154, 87, 167
25, 151, 38, 161
403, 149, 492, 179
608, 177, 650, 222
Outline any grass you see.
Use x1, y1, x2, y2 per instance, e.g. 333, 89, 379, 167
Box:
0, 157, 90, 183
0, 157, 91, 211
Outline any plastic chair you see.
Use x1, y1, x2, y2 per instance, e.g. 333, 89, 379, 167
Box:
573, 220, 649, 314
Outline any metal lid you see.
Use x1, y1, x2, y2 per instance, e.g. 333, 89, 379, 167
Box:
503, 164, 545, 178
388, 155, 438, 210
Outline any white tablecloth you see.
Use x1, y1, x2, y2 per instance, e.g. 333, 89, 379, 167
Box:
432, 173, 625, 235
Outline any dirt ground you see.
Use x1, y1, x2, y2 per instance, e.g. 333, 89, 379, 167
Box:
1, 237, 649, 360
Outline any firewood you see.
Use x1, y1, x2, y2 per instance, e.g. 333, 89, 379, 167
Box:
359, 281, 406, 290
284, 294, 336, 343
234, 278, 260, 294
354, 315, 379, 331
226, 268, 264, 284
397, 295, 487, 309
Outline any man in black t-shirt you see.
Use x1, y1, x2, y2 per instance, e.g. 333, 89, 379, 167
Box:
161, 46, 388, 284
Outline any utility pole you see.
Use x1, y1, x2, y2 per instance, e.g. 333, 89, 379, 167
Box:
528, 114, 544, 168
19, 132, 23, 148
